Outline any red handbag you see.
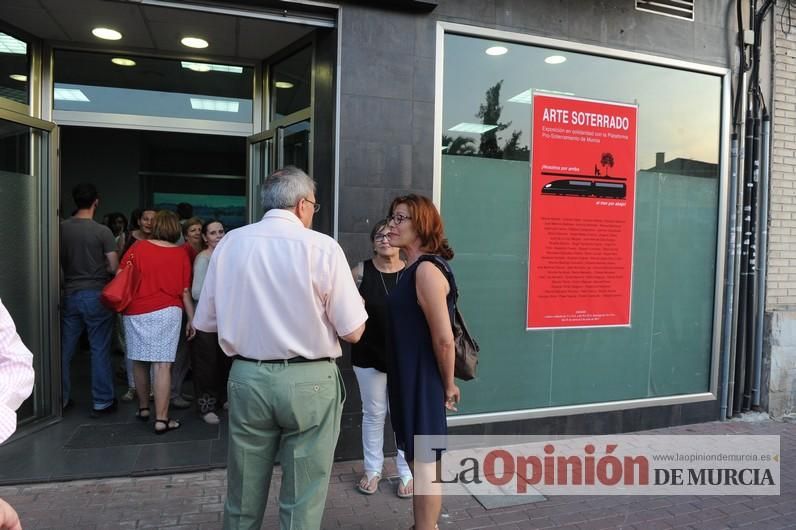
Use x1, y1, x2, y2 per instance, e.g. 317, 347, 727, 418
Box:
100, 250, 141, 313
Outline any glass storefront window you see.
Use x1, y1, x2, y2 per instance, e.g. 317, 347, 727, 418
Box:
440, 33, 724, 414
271, 46, 312, 120
53, 51, 254, 123
443, 34, 721, 175
0, 32, 29, 106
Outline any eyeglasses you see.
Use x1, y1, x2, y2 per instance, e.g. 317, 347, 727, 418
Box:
303, 197, 321, 213
387, 213, 412, 225
374, 234, 390, 242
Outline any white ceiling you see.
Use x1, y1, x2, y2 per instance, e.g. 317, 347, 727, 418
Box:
0, 0, 317, 61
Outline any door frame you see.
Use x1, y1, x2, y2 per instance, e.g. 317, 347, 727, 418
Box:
246, 107, 312, 223
0, 106, 61, 439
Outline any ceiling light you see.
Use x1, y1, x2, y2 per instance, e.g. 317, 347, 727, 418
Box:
545, 55, 567, 64
485, 46, 508, 56
448, 122, 498, 134
190, 97, 239, 112
181, 37, 209, 49
508, 88, 576, 105
0, 33, 27, 54
111, 58, 136, 67
274, 81, 294, 89
181, 61, 242, 73
54, 88, 90, 102
92, 27, 123, 41
9, 74, 27, 82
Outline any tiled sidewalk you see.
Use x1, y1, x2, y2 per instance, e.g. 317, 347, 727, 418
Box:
1, 420, 793, 529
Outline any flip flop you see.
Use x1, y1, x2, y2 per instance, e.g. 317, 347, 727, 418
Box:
356, 471, 381, 495
154, 418, 181, 435
397, 475, 414, 498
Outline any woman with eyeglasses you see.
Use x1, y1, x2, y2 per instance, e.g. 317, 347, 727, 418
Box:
384, 194, 460, 530
350, 219, 413, 498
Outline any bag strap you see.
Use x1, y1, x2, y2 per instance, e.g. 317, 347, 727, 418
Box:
417, 254, 458, 303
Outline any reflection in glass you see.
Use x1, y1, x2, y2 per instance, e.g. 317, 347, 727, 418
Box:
443, 34, 721, 177
271, 46, 312, 120
252, 138, 273, 220
0, 32, 29, 105
281, 120, 310, 172
53, 50, 253, 123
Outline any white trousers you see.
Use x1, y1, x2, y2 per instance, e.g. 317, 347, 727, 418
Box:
353, 366, 411, 478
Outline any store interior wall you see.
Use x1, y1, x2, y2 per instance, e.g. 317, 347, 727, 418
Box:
60, 127, 246, 223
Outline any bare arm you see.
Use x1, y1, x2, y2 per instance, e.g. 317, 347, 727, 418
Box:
182, 289, 196, 340
351, 262, 364, 289
416, 261, 460, 410
105, 251, 119, 274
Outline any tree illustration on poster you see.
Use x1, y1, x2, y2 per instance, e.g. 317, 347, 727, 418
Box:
601, 152, 615, 177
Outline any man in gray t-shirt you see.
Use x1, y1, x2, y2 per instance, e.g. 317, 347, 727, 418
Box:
60, 183, 119, 416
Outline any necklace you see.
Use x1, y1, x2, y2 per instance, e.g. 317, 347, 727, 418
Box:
378, 269, 402, 295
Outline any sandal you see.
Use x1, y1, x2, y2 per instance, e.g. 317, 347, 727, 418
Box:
153, 418, 181, 435
356, 471, 381, 495
397, 475, 414, 498
135, 407, 150, 422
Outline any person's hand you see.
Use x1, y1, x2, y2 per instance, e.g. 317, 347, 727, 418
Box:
0, 498, 22, 530
444, 384, 461, 412
185, 321, 196, 341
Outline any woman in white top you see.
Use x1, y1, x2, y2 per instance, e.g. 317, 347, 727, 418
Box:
189, 220, 231, 425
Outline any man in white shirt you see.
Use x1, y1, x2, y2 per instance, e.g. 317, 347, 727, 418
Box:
0, 297, 35, 530
194, 166, 367, 530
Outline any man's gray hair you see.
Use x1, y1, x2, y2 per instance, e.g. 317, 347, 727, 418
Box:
260, 166, 316, 211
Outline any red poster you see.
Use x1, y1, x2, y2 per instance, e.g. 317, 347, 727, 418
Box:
527, 94, 638, 329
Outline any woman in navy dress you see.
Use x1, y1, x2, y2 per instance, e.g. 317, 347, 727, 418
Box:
385, 194, 460, 530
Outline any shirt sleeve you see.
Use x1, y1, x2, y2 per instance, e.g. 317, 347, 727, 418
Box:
325, 243, 368, 337
192, 254, 209, 301
100, 225, 117, 254
0, 299, 35, 445
193, 248, 219, 333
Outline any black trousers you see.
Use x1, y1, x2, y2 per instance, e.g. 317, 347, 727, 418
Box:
190, 330, 233, 414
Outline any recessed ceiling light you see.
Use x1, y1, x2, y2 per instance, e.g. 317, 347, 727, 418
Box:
545, 55, 567, 64
181, 37, 208, 49
54, 88, 90, 102
9, 74, 27, 82
111, 57, 136, 67
448, 122, 499, 134
0, 33, 27, 54
181, 61, 242, 73
485, 46, 508, 56
92, 27, 122, 41
190, 97, 239, 112
274, 81, 294, 89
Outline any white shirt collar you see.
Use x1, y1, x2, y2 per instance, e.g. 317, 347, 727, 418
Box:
263, 208, 303, 226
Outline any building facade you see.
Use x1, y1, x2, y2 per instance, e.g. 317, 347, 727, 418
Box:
0, 0, 786, 465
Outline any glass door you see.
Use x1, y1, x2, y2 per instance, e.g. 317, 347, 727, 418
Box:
0, 108, 60, 431
247, 130, 274, 222
246, 112, 312, 223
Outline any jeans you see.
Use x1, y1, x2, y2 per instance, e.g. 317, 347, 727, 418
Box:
61, 289, 115, 409
353, 366, 411, 478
